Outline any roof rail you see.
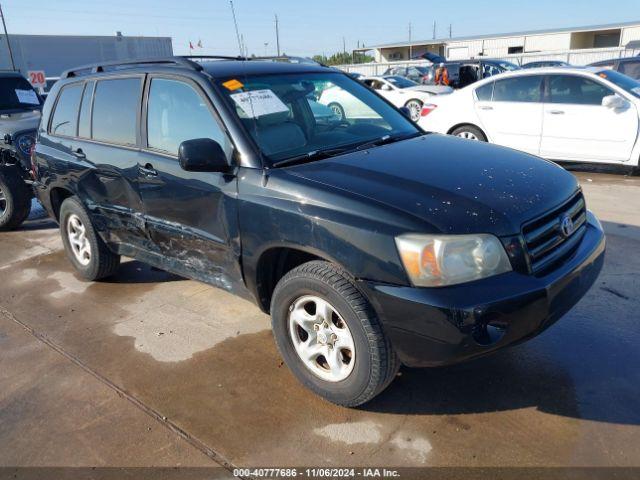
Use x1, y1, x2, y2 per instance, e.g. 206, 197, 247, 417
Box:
248, 55, 325, 66
61, 57, 204, 79
179, 55, 247, 61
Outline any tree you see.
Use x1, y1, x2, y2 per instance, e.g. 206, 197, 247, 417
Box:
312, 51, 374, 66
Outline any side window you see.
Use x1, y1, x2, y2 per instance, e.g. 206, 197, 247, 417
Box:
475, 82, 494, 101
493, 76, 543, 102
50, 84, 83, 137
147, 78, 230, 157
549, 76, 613, 105
78, 81, 94, 139
619, 61, 640, 80
92, 78, 141, 146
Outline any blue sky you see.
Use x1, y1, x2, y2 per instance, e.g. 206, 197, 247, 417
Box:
2, 0, 638, 56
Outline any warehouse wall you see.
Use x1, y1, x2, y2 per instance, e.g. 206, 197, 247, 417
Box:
621, 26, 640, 46
0, 34, 173, 76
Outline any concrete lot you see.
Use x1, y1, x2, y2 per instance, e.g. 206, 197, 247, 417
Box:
0, 167, 639, 470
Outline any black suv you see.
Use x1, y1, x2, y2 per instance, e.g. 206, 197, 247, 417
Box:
0, 71, 42, 230
33, 56, 605, 406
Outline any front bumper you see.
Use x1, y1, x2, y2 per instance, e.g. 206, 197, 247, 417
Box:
359, 213, 606, 367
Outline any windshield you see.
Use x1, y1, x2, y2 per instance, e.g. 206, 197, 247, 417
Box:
385, 76, 418, 88
495, 61, 520, 72
217, 72, 420, 165
597, 69, 640, 99
0, 76, 42, 111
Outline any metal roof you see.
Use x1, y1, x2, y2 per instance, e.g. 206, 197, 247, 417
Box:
361, 20, 640, 50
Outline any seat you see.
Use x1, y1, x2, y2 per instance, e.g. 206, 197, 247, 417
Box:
252, 111, 307, 157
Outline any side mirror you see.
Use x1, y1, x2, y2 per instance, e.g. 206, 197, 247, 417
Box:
381, 84, 392, 91
178, 138, 230, 173
399, 106, 412, 119
602, 94, 629, 110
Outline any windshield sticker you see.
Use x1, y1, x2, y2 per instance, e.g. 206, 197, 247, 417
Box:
231, 89, 289, 118
15, 89, 39, 105
222, 79, 244, 91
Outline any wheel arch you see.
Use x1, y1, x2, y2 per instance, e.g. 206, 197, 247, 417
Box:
447, 122, 488, 139
49, 187, 75, 221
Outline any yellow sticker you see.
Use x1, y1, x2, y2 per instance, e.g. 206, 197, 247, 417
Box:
223, 79, 244, 91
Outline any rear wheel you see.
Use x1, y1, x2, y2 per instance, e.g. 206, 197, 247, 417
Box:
59, 196, 120, 280
451, 125, 487, 142
404, 99, 424, 122
0, 167, 32, 231
271, 260, 400, 407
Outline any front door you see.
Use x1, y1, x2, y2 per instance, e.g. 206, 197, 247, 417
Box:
137, 75, 242, 290
539, 74, 638, 163
475, 74, 544, 155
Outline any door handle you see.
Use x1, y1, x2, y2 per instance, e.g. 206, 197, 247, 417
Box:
548, 110, 565, 115
139, 163, 158, 177
72, 148, 86, 159
479, 105, 493, 110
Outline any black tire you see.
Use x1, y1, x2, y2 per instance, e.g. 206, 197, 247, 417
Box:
451, 124, 487, 142
327, 102, 346, 121
59, 196, 120, 280
271, 260, 400, 407
0, 166, 32, 231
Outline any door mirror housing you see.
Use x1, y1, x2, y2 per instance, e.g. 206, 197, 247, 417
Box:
602, 94, 629, 110
178, 138, 230, 173
399, 106, 412, 119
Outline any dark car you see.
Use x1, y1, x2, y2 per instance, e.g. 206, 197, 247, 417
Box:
0, 71, 43, 230
33, 56, 605, 406
522, 60, 571, 69
383, 65, 434, 84
589, 56, 640, 80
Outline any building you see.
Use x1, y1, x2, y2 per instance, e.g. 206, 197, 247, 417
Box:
0, 33, 173, 78
356, 20, 640, 63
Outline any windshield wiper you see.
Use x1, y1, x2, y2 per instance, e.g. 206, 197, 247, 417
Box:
351, 132, 422, 152
271, 146, 351, 168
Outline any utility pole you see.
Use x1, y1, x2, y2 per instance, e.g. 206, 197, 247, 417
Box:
275, 14, 281, 56
342, 36, 346, 55
229, 1, 243, 57
432, 21, 436, 40
0, 3, 15, 71
449, 24, 452, 39
408, 22, 412, 60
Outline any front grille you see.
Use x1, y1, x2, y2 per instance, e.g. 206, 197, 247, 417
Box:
522, 192, 587, 276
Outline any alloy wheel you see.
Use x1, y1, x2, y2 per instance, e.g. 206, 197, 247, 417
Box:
67, 213, 92, 266
406, 101, 422, 122
456, 131, 479, 141
288, 295, 355, 382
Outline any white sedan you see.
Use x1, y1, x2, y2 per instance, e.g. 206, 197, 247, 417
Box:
419, 67, 640, 168
320, 75, 452, 122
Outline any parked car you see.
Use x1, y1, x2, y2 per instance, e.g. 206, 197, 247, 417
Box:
522, 60, 571, 69
419, 67, 640, 169
383, 66, 434, 84
347, 72, 365, 81
589, 56, 640, 80
33, 57, 605, 407
0, 71, 43, 230
320, 75, 452, 122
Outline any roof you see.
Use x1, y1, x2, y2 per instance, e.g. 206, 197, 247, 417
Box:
360, 20, 640, 50
200, 60, 332, 78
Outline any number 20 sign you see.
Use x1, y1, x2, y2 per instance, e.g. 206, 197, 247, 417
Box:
28, 70, 46, 89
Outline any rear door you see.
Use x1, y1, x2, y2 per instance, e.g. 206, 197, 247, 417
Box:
137, 75, 242, 288
474, 74, 544, 155
44, 76, 148, 248
539, 74, 638, 163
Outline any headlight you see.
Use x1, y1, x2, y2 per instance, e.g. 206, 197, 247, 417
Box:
395, 233, 512, 287
16, 134, 35, 157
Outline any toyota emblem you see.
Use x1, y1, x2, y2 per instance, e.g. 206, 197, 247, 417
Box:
560, 214, 575, 238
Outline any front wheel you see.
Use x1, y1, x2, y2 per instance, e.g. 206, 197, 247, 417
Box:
451, 125, 487, 142
404, 99, 423, 122
0, 167, 32, 231
271, 261, 400, 407
59, 196, 120, 280
327, 102, 346, 121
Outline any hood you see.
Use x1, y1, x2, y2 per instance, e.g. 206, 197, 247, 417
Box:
0, 109, 41, 135
286, 134, 579, 236
407, 85, 453, 95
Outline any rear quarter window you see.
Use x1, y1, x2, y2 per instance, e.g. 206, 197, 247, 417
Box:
50, 83, 84, 137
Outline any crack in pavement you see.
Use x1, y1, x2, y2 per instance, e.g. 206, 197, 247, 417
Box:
0, 304, 237, 473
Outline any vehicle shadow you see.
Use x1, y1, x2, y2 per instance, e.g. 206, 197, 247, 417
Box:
17, 217, 58, 231
101, 260, 186, 284
365, 220, 640, 426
